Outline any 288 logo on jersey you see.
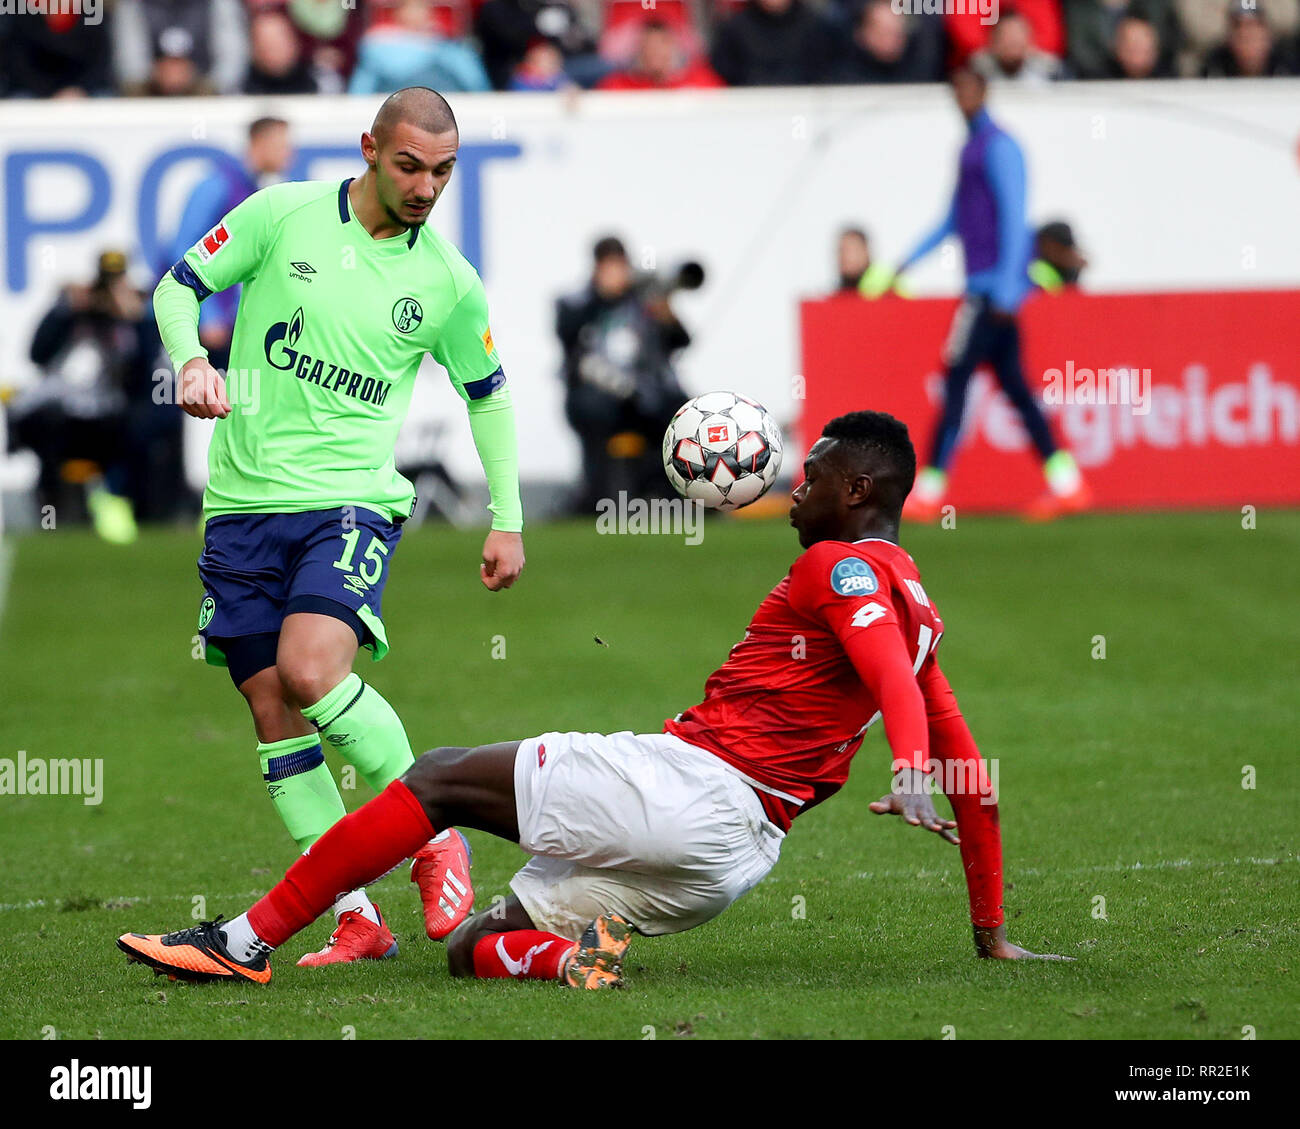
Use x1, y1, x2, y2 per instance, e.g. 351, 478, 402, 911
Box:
830, 557, 878, 597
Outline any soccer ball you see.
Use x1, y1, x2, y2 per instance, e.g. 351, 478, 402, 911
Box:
662, 391, 783, 511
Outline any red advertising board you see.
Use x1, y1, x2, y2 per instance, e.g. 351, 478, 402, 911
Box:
799, 290, 1300, 510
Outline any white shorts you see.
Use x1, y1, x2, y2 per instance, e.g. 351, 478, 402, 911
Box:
509, 731, 785, 940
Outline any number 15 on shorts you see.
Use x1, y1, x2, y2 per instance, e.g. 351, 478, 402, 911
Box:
332, 528, 390, 585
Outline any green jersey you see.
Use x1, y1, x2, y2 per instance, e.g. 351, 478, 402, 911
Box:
172, 177, 517, 526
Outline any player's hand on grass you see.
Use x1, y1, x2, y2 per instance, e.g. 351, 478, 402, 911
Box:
481, 530, 525, 591
868, 768, 959, 844
178, 356, 231, 419
974, 923, 1075, 961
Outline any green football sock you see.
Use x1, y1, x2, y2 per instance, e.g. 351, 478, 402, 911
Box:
258, 733, 347, 852
1043, 450, 1082, 495
301, 672, 415, 794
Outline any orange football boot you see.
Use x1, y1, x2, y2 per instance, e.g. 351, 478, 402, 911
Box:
562, 912, 634, 990
411, 829, 474, 940
1025, 479, 1093, 522
117, 918, 272, 984
296, 904, 398, 966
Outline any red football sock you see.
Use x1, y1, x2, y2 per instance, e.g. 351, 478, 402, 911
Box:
248, 780, 434, 948
930, 714, 1005, 929
472, 930, 577, 981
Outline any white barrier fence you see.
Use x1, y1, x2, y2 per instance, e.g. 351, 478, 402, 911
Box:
1, 81, 1297, 491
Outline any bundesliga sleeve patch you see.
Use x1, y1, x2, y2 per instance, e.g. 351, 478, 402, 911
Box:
830, 557, 878, 597
196, 222, 230, 263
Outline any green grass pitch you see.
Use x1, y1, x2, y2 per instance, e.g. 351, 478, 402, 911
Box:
0, 511, 1295, 1040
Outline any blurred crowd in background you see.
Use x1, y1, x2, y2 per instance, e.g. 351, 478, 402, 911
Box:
3, 0, 1296, 538
3, 0, 1300, 98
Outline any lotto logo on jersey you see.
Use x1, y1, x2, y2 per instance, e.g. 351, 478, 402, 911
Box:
830, 557, 878, 596
197, 222, 230, 263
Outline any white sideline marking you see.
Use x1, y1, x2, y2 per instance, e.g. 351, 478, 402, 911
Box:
0, 889, 270, 914
0, 898, 48, 912
850, 855, 1295, 883
1, 856, 1294, 915
0, 541, 13, 640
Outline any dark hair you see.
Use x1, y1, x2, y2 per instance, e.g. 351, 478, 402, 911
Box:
248, 116, 288, 141
821, 411, 917, 510
839, 225, 869, 244
593, 235, 628, 263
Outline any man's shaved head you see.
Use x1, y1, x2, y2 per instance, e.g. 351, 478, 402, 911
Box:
357, 87, 462, 233
372, 86, 458, 148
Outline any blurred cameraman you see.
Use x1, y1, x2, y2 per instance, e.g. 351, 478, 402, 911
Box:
556, 236, 700, 514
8, 251, 165, 542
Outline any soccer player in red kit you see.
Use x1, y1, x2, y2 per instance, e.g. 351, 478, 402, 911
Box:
119, 411, 1068, 989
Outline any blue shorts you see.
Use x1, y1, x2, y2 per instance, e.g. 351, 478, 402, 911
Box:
197, 507, 403, 672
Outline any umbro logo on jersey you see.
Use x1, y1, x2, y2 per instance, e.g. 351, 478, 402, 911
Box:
289, 261, 316, 282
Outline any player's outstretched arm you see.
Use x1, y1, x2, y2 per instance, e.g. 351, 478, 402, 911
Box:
920, 662, 1074, 961
467, 393, 524, 589
785, 549, 956, 842
437, 278, 525, 586
153, 271, 229, 419
868, 767, 958, 844
833, 615, 957, 843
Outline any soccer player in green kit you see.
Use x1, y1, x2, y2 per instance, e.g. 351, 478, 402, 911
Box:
152, 87, 523, 965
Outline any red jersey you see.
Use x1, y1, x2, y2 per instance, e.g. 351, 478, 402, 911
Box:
665, 537, 951, 831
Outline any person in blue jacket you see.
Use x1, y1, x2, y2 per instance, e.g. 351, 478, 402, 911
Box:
887, 70, 1090, 522
169, 117, 294, 371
